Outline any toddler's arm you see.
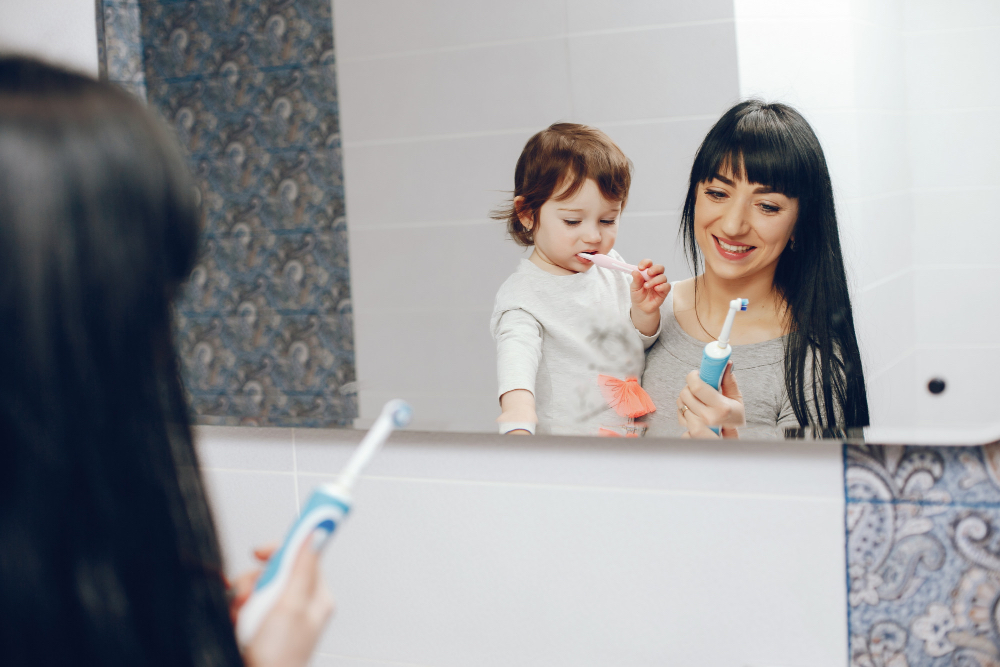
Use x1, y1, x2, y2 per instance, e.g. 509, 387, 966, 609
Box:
630, 259, 669, 339
492, 308, 543, 434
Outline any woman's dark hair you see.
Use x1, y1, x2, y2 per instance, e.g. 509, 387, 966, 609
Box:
492, 122, 632, 246
0, 57, 242, 665
681, 100, 869, 431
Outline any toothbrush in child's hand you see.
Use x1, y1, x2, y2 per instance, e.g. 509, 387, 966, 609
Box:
576, 253, 651, 281
235, 399, 413, 646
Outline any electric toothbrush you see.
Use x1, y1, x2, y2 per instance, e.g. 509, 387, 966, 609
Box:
235, 399, 412, 646
698, 298, 748, 434
576, 252, 651, 281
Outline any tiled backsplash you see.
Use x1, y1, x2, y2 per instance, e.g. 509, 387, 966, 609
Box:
96, 0, 357, 427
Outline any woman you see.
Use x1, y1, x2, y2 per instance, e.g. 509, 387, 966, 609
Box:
0, 57, 330, 665
642, 100, 869, 439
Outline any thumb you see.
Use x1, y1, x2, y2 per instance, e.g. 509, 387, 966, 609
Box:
720, 361, 742, 401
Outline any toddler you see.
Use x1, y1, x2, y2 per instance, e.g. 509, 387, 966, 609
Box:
490, 123, 670, 436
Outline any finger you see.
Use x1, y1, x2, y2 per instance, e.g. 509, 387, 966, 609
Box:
721, 427, 740, 439
647, 264, 666, 277
684, 409, 720, 440
253, 543, 280, 562
685, 370, 729, 410
720, 361, 743, 401
631, 269, 647, 286
637, 258, 652, 270
284, 530, 324, 602
228, 568, 262, 621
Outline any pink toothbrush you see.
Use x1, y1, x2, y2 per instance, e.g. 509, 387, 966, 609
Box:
577, 253, 651, 281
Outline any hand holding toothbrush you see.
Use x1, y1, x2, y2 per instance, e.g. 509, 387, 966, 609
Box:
231, 543, 335, 667
628, 258, 670, 336
677, 362, 745, 439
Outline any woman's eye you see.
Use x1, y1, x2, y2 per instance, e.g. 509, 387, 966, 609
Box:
759, 203, 780, 213
705, 189, 726, 200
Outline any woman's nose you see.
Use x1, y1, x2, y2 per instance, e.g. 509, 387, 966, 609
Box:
719, 204, 749, 237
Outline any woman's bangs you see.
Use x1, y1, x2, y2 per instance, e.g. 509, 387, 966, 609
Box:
696, 119, 809, 199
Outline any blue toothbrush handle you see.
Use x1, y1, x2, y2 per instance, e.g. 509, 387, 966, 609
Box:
698, 346, 731, 435
235, 484, 352, 646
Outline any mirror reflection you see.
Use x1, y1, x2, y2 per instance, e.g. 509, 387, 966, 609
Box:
89, 0, 998, 440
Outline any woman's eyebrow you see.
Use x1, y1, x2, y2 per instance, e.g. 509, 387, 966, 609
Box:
712, 173, 735, 185
753, 185, 777, 194
556, 207, 584, 211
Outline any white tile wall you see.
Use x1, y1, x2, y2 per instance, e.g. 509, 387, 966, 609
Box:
196, 426, 848, 667
733, 0, 934, 430
335, 0, 741, 430
0, 0, 100, 77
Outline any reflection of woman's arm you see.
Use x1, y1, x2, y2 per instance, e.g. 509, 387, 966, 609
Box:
677, 362, 745, 439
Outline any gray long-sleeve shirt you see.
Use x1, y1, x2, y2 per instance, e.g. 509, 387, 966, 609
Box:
490, 251, 658, 436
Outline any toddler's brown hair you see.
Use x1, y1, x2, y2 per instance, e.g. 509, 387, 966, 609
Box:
492, 122, 632, 247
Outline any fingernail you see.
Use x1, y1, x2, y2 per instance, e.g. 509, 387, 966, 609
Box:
310, 528, 332, 552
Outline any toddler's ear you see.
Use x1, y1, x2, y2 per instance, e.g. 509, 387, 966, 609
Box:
513, 196, 533, 230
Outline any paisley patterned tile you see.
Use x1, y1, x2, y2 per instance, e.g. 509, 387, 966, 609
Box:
127, 0, 355, 427
140, 0, 333, 79
847, 501, 1000, 667
103, 0, 146, 84
847, 444, 1000, 667
847, 445, 1000, 508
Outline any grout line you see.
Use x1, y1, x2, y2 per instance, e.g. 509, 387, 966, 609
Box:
342, 115, 720, 148
292, 428, 301, 515
841, 189, 911, 204
313, 652, 435, 667
338, 18, 733, 63
841, 443, 853, 664
202, 467, 295, 476
295, 472, 843, 503
909, 106, 1000, 115
912, 343, 1000, 351
846, 497, 1000, 509
859, 267, 911, 293
904, 24, 1000, 36
870, 346, 917, 381
349, 209, 677, 231
914, 263, 1000, 271
912, 185, 1000, 193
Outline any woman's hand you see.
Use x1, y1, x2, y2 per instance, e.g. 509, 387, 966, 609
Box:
233, 540, 335, 667
677, 361, 745, 439
629, 259, 670, 336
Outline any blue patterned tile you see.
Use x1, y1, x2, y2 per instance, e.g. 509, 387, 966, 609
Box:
847, 445, 1000, 508
848, 501, 1000, 666
103, 0, 146, 83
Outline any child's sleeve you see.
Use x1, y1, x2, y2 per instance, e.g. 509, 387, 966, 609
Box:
491, 307, 543, 398
633, 315, 662, 350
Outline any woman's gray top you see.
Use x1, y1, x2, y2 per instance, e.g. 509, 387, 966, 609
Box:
641, 290, 801, 439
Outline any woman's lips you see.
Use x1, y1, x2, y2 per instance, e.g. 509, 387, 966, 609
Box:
712, 235, 756, 261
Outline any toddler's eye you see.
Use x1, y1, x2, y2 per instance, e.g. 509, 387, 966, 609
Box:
563, 219, 581, 225
600, 219, 617, 225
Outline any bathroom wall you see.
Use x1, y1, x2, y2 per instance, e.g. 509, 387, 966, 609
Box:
734, 0, 1000, 432
0, 0, 99, 76
333, 0, 741, 431
196, 424, 849, 667
904, 1, 1000, 427
733, 0, 917, 431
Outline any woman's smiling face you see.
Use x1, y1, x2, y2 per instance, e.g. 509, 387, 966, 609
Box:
694, 170, 799, 282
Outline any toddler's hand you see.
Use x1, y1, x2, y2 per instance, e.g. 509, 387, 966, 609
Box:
630, 259, 669, 314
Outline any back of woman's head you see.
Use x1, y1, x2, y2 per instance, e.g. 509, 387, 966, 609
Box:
0, 57, 241, 666
681, 100, 869, 431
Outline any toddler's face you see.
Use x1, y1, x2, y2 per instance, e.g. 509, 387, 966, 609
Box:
522, 177, 621, 276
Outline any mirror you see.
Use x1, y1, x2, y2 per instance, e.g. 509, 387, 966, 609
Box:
96, 0, 1000, 442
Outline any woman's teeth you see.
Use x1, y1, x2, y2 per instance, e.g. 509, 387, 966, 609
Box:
718, 238, 753, 253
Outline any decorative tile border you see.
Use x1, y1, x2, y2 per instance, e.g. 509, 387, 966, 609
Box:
846, 444, 1000, 666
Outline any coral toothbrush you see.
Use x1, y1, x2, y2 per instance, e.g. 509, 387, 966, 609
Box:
576, 253, 651, 281
235, 399, 412, 646
698, 298, 747, 435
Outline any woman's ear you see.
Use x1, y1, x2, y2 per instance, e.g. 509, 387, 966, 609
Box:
514, 196, 533, 231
